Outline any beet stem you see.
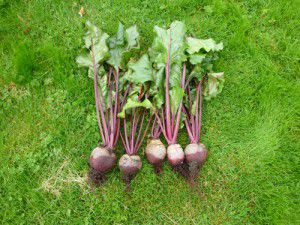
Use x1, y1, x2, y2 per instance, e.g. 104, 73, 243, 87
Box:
108, 69, 115, 147
123, 116, 130, 152
136, 114, 152, 153
165, 29, 172, 140
154, 111, 167, 140
198, 80, 203, 142
195, 82, 201, 143
134, 111, 145, 152
172, 63, 186, 143
151, 116, 156, 137
91, 44, 109, 145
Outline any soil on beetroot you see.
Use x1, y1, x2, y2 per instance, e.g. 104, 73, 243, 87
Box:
88, 167, 107, 186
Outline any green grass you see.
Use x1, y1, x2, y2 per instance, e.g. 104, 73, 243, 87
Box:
0, 0, 299, 224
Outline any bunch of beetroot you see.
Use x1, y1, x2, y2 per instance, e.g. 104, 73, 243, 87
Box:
77, 20, 224, 189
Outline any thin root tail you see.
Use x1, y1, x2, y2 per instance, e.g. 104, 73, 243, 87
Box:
154, 163, 163, 175
123, 173, 136, 192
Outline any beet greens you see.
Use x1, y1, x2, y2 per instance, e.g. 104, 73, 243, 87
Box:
76, 19, 226, 187
118, 86, 153, 156
182, 35, 224, 183
148, 21, 187, 146
77, 21, 140, 184
183, 36, 224, 144
117, 84, 153, 190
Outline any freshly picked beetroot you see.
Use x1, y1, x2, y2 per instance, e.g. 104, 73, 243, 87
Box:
119, 154, 142, 175
149, 22, 188, 177
118, 83, 152, 191
167, 144, 185, 167
181, 29, 224, 184
89, 147, 117, 185
184, 143, 208, 181
185, 143, 208, 165
77, 21, 141, 185
145, 139, 166, 174
89, 147, 117, 173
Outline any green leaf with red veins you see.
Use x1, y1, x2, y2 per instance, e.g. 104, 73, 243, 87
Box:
76, 21, 109, 67
77, 21, 129, 111
116, 23, 125, 46
203, 72, 225, 100
76, 54, 93, 67
169, 21, 186, 63
153, 88, 164, 109
108, 23, 140, 70
87, 66, 105, 81
84, 21, 101, 48
150, 67, 165, 109
170, 63, 182, 87
169, 86, 185, 114
109, 23, 124, 48
149, 21, 187, 113
187, 37, 223, 54
189, 53, 206, 65
155, 68, 165, 105
125, 25, 139, 50
127, 54, 154, 83
189, 64, 205, 82
150, 21, 186, 66
93, 33, 110, 63
107, 48, 123, 70
118, 98, 153, 118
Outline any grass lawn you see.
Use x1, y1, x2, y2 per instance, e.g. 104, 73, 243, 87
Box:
0, 0, 299, 224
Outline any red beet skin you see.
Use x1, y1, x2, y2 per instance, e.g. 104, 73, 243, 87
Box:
89, 147, 116, 173
145, 139, 166, 165
167, 144, 185, 166
185, 143, 208, 165
119, 154, 142, 175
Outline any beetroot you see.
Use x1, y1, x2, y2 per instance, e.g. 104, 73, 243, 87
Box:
89, 147, 117, 185
145, 139, 166, 174
119, 154, 142, 174
118, 84, 152, 191
119, 154, 142, 192
182, 30, 224, 185
89, 147, 117, 172
182, 79, 208, 183
185, 143, 208, 165
167, 144, 185, 166
184, 143, 208, 181
150, 22, 188, 178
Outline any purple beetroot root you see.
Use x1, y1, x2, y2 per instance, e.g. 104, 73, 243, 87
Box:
88, 147, 116, 185
184, 143, 208, 182
145, 139, 166, 174
119, 154, 142, 191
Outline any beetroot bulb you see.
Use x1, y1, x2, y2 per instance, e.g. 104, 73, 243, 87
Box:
145, 117, 166, 174
89, 147, 117, 184
118, 85, 153, 191
150, 22, 188, 178
77, 22, 119, 185
182, 79, 208, 184
181, 34, 224, 185
77, 22, 143, 185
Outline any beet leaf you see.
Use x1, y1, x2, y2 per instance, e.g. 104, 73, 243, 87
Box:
77, 21, 140, 150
